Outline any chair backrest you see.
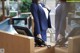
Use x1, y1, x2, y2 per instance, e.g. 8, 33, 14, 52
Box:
13, 25, 33, 36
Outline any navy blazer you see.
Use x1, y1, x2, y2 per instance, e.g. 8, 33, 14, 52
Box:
30, 3, 51, 35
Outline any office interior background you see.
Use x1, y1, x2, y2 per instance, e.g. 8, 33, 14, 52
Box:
0, 0, 80, 53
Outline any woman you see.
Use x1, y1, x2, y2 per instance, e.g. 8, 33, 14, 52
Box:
55, 0, 68, 46
30, 0, 51, 41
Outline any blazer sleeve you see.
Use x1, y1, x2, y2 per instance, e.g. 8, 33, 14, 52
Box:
59, 3, 68, 30
30, 4, 41, 34
60, 3, 68, 24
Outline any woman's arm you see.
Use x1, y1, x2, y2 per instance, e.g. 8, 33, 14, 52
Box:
30, 4, 41, 35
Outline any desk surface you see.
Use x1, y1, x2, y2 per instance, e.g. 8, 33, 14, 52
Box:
0, 18, 18, 34
0, 24, 18, 35
5, 25, 18, 34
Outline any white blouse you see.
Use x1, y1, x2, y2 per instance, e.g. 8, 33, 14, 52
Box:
39, 4, 48, 19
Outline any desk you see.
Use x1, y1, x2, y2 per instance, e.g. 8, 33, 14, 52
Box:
0, 13, 33, 35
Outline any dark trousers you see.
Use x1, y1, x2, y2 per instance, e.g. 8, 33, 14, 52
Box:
41, 30, 47, 41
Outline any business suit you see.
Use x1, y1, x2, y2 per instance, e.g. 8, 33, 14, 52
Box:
30, 3, 51, 41
55, 2, 68, 41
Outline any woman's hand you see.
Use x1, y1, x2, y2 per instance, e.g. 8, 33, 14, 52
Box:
37, 34, 42, 39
